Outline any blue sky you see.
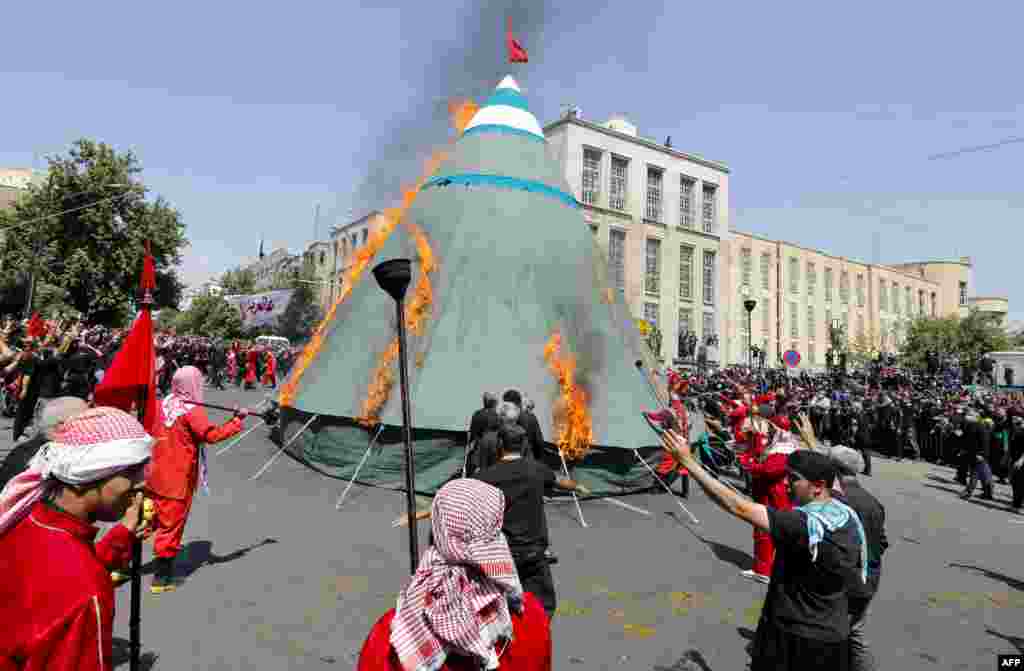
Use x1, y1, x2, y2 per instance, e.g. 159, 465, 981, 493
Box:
2, 1, 1022, 318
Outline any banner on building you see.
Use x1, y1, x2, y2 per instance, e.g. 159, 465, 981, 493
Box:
223, 289, 295, 327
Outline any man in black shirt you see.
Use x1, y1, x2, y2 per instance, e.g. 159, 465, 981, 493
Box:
831, 447, 887, 671
397, 418, 589, 619
501, 389, 545, 461
467, 392, 500, 475
664, 422, 866, 671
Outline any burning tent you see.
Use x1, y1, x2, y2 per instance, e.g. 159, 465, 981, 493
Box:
276, 76, 668, 496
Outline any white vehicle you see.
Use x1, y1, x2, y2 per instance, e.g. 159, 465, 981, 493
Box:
255, 335, 290, 350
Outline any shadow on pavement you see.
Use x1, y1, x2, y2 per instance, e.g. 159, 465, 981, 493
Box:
139, 538, 278, 577
949, 563, 1024, 592
669, 516, 754, 572
986, 628, 1024, 653
111, 637, 158, 670
653, 648, 715, 671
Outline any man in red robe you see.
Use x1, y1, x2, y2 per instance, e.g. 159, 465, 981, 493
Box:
0, 406, 154, 671
244, 348, 258, 389
261, 350, 277, 389
147, 366, 247, 592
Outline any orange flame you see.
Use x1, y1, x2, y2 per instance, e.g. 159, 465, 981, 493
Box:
357, 221, 436, 426
543, 330, 594, 461
449, 99, 480, 136
280, 97, 471, 411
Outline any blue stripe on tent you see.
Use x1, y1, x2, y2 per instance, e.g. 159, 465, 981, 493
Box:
421, 173, 580, 209
483, 89, 530, 111
462, 124, 545, 142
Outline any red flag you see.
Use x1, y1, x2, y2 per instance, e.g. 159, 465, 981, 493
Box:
506, 17, 529, 63
93, 244, 164, 437
26, 312, 46, 339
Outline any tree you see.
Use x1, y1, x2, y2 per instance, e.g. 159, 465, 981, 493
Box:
220, 267, 257, 295
0, 139, 188, 325
174, 295, 243, 340
274, 265, 323, 343
900, 310, 1008, 371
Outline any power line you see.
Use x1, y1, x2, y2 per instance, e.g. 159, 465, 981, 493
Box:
927, 136, 1024, 161
0, 192, 134, 234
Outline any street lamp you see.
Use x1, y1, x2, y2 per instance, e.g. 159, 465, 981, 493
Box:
371, 258, 419, 575
743, 287, 757, 368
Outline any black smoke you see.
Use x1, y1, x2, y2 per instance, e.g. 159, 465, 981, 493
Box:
323, 0, 568, 226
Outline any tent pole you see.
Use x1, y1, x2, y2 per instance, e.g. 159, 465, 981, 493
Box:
250, 414, 318, 480
558, 451, 587, 528
336, 425, 384, 509
634, 449, 699, 524
215, 421, 265, 457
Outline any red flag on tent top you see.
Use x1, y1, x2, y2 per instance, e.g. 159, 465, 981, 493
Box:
26, 312, 46, 339
507, 17, 529, 63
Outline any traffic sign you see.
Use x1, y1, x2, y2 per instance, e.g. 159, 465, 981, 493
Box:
783, 350, 801, 368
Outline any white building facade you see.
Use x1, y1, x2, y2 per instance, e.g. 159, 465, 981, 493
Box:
544, 114, 731, 364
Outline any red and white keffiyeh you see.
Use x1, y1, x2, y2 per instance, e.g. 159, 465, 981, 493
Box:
0, 406, 153, 536
390, 479, 523, 671
162, 366, 204, 428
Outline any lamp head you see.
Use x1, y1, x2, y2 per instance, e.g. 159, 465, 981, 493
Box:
743, 299, 757, 313
372, 258, 412, 302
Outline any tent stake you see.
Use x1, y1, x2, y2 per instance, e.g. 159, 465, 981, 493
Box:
250, 414, 318, 481
559, 450, 587, 528
336, 425, 385, 509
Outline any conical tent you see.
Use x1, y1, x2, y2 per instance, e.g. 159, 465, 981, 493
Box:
278, 76, 669, 496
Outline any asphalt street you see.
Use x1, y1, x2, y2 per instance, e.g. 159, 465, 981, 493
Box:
4, 385, 1024, 670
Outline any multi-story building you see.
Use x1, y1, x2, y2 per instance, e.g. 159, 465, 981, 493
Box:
544, 112, 730, 364
302, 240, 335, 307
327, 211, 388, 309
245, 248, 299, 291
722, 235, 1000, 368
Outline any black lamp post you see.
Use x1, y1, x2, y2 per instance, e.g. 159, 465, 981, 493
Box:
743, 297, 757, 368
372, 258, 419, 574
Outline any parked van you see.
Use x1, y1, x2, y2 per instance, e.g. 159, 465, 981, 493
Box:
255, 335, 290, 350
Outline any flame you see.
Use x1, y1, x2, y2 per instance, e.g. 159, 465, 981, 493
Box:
280, 97, 471, 411
357, 221, 436, 426
542, 330, 594, 461
449, 99, 480, 136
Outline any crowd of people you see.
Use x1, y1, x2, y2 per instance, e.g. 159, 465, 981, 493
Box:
1, 311, 1019, 669
0, 316, 297, 442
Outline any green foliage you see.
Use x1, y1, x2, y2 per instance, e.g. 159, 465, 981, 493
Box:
0, 139, 188, 324
901, 310, 1009, 369
173, 295, 243, 340
274, 265, 322, 343
220, 267, 257, 295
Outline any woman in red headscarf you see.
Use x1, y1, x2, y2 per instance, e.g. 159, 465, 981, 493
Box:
358, 479, 551, 671
244, 347, 258, 389
261, 349, 277, 389
147, 366, 248, 593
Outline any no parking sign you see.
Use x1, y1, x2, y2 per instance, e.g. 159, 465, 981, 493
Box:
783, 350, 801, 368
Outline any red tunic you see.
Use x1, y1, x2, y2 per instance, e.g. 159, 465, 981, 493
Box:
244, 351, 258, 384
0, 502, 135, 671
356, 592, 552, 671
147, 408, 243, 500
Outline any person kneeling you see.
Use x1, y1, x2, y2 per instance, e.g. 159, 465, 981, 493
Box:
360, 479, 551, 671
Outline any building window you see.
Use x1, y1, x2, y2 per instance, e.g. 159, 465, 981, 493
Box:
919, 290, 926, 315
610, 156, 628, 211
762, 300, 770, 335
807, 304, 815, 341
932, 292, 937, 315
702, 185, 716, 233
892, 283, 900, 314
739, 304, 750, 338
680, 177, 694, 229
741, 248, 752, 288
362, 229, 368, 244
760, 252, 771, 291
608, 229, 626, 294
702, 251, 716, 306
879, 280, 888, 311
645, 167, 663, 222
679, 245, 693, 300
959, 281, 967, 306
789, 257, 800, 294
643, 302, 659, 328
906, 286, 912, 315
319, 251, 325, 265
807, 262, 816, 297
790, 302, 799, 339
841, 312, 849, 335
645, 238, 661, 295
825, 308, 832, 335
678, 308, 692, 337
581, 148, 601, 205
857, 274, 865, 307
840, 271, 849, 304
703, 311, 716, 338
858, 313, 865, 337
824, 268, 833, 303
